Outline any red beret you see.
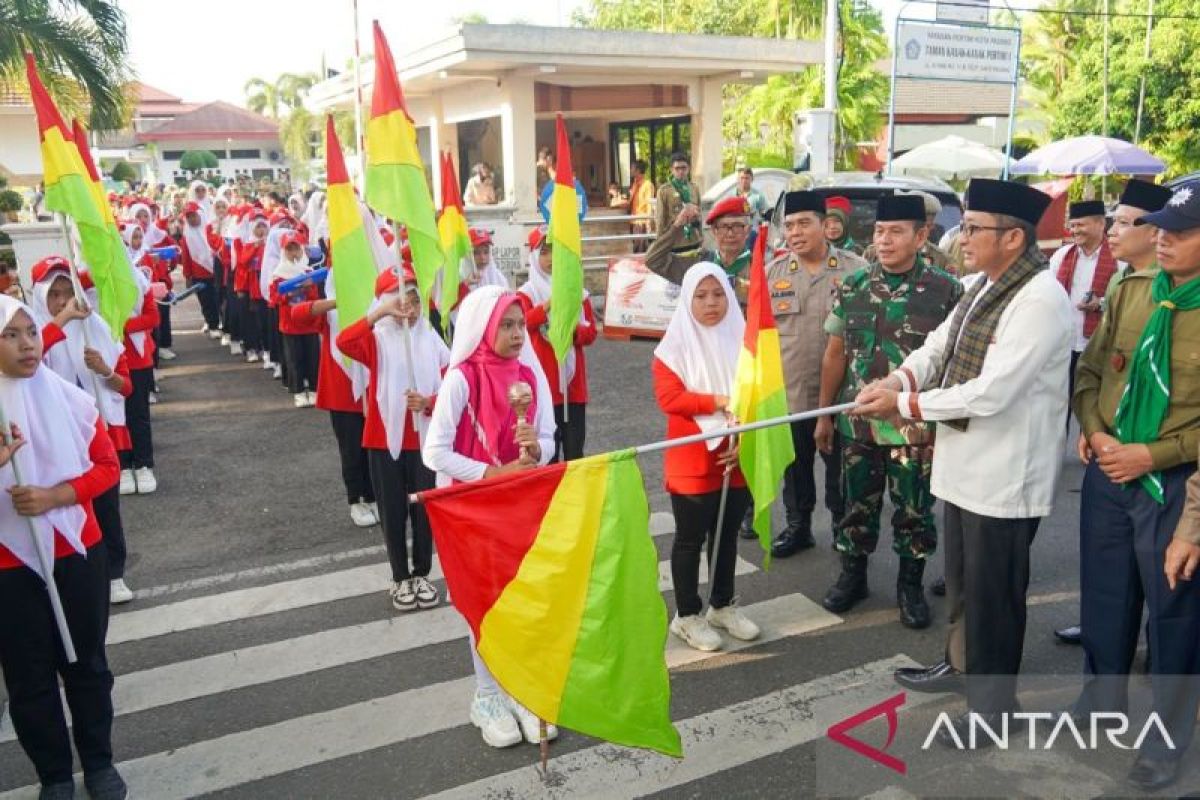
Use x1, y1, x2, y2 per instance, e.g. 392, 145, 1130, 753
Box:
826, 195, 852, 217
706, 196, 751, 225
280, 232, 308, 250
527, 226, 547, 250
374, 268, 399, 298
469, 228, 492, 247
183, 201, 201, 215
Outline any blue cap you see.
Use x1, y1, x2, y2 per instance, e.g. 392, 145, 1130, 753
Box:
1136, 180, 1200, 232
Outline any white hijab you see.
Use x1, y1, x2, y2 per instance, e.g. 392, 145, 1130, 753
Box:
466, 250, 509, 291
129, 203, 167, 247
448, 285, 547, 382
323, 270, 368, 401
372, 277, 450, 459
288, 192, 307, 220
30, 273, 127, 427
0, 297, 98, 581
272, 249, 309, 282
653, 262, 744, 450
259, 224, 294, 298
188, 180, 214, 223
517, 247, 588, 385
122, 224, 148, 265
182, 217, 215, 275
301, 191, 328, 242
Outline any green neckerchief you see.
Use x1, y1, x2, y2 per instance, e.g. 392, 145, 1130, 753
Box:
716, 248, 751, 277
1113, 270, 1200, 502
669, 177, 692, 204
833, 234, 857, 252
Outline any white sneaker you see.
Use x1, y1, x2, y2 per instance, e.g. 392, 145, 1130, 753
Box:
261, 357, 273, 370
304, 390, 317, 407
272, 364, 282, 379
153, 368, 163, 382
220, 334, 231, 346
208, 329, 222, 340
470, 691, 522, 748
148, 392, 158, 405
412, 576, 440, 609
506, 695, 558, 744
293, 392, 308, 408
110, 578, 134, 605
158, 347, 177, 361
134, 467, 157, 494
230, 341, 244, 355
200, 323, 209, 334
706, 602, 760, 641
670, 612, 722, 652
246, 350, 260, 363
368, 501, 379, 521
349, 502, 376, 528
390, 579, 417, 612
119, 469, 136, 496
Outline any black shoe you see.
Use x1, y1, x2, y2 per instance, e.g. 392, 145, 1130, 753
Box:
935, 710, 1022, 749
822, 553, 868, 612
770, 526, 816, 558
897, 558, 931, 629
38, 783, 74, 800
1053, 624, 1082, 645
83, 767, 127, 800
930, 575, 946, 596
738, 517, 757, 540
894, 660, 964, 694
1127, 754, 1180, 792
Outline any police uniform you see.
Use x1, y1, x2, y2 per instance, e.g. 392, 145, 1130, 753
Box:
766, 191, 867, 556
1070, 179, 1200, 790
820, 195, 962, 628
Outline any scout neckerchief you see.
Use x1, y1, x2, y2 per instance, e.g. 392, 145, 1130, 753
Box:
1112, 270, 1200, 503
670, 177, 695, 239
715, 248, 751, 278
934, 245, 1046, 432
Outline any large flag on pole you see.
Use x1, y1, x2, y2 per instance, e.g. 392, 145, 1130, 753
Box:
326, 115, 377, 330
731, 225, 796, 558
364, 21, 442, 310
547, 114, 584, 363
25, 53, 133, 338
421, 450, 682, 756
436, 152, 471, 333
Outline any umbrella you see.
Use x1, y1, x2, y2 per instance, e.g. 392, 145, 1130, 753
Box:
1011, 135, 1165, 176
892, 135, 1009, 181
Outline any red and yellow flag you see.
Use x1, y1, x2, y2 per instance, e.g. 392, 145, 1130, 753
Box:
436, 151, 471, 333
731, 225, 795, 556
422, 451, 681, 756
326, 115, 378, 330
364, 21, 442, 311
548, 114, 584, 363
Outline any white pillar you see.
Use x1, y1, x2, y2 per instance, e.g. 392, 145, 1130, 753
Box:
692, 77, 724, 193
501, 74, 537, 217
0, 222, 68, 288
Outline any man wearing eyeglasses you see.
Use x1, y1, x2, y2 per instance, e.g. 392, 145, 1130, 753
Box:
644, 195, 756, 301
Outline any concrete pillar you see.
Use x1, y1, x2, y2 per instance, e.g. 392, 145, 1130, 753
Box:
0, 222, 67, 288
426, 94, 460, 207
692, 77, 724, 193
501, 74, 538, 217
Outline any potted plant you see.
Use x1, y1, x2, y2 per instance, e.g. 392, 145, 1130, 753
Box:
0, 189, 23, 223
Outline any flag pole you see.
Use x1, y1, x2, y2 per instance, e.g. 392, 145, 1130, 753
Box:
707, 433, 738, 591
391, 223, 419, 390
57, 215, 110, 424
0, 402, 78, 662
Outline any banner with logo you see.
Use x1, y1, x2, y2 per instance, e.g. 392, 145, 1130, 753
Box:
602, 256, 679, 340
896, 21, 1019, 84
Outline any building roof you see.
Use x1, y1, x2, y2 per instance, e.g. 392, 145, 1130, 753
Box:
136, 101, 279, 142
892, 79, 1015, 117
131, 81, 182, 104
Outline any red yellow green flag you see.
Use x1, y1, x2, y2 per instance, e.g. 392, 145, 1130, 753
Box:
364, 21, 442, 311
421, 450, 682, 756
26, 53, 133, 339
325, 115, 377, 329
731, 225, 796, 557
436, 151, 471, 333
548, 114, 583, 363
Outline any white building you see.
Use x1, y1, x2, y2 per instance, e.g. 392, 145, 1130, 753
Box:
134, 101, 285, 185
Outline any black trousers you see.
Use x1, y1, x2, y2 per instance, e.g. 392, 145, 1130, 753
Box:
242, 298, 263, 352
669, 487, 752, 617
943, 503, 1039, 714
156, 300, 172, 349
283, 333, 320, 393
91, 484, 126, 579
782, 417, 843, 527
329, 411, 374, 504
0, 545, 114, 784
212, 262, 227, 331
224, 289, 242, 341
121, 367, 154, 469
1076, 459, 1200, 759
266, 306, 284, 368
189, 277, 220, 331
368, 449, 435, 582
552, 403, 586, 462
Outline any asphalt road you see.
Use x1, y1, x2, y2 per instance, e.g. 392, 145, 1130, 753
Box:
0, 297, 1195, 799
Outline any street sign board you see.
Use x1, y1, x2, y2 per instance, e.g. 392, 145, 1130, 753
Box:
896, 21, 1019, 84
936, 0, 989, 25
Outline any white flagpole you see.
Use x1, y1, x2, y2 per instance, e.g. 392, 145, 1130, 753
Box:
57, 216, 110, 425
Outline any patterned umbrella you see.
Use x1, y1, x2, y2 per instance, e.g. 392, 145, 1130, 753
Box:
1011, 135, 1165, 176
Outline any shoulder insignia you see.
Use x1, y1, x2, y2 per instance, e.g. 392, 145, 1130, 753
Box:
828, 256, 838, 269
788, 261, 799, 272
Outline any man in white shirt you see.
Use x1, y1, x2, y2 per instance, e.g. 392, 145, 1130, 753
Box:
853, 178, 1072, 744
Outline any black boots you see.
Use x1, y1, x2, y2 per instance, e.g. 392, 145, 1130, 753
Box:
897, 558, 931, 629
822, 553, 869, 612
770, 513, 816, 557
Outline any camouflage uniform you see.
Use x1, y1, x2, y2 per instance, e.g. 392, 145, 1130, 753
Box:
824, 258, 962, 558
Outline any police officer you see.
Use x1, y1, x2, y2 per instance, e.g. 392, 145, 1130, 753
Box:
765, 191, 867, 556
1071, 179, 1200, 792
816, 194, 961, 627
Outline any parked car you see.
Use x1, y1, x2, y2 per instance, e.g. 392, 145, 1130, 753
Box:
784, 172, 963, 245
700, 168, 794, 215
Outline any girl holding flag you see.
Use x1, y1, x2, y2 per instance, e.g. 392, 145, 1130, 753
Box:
0, 294, 126, 800
338, 266, 448, 612
517, 226, 596, 461
653, 262, 760, 652
422, 286, 557, 749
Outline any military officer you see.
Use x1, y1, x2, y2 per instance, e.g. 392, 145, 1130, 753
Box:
816, 194, 961, 628
1070, 179, 1200, 792
863, 190, 953, 272
765, 191, 867, 557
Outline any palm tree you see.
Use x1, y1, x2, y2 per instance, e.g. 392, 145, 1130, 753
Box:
276, 72, 317, 111
0, 0, 132, 130
243, 76, 282, 119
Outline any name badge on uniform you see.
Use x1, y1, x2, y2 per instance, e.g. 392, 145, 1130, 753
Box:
827, 256, 838, 270
774, 279, 792, 291
788, 262, 799, 273
776, 300, 793, 312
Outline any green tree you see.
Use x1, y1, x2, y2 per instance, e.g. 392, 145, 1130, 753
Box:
179, 150, 218, 175
1013, 0, 1093, 128
109, 159, 137, 184
244, 71, 318, 119
0, 0, 132, 129
244, 76, 282, 118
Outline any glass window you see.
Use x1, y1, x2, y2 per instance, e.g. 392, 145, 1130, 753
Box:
230, 149, 260, 160
607, 117, 690, 189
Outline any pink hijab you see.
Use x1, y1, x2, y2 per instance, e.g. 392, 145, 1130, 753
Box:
452, 293, 539, 466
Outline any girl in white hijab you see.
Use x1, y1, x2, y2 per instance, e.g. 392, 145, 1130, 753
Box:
0, 294, 127, 799
127, 202, 168, 249
187, 179, 214, 224
652, 262, 760, 653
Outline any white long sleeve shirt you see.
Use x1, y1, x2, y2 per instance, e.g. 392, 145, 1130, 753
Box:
422, 367, 556, 487
1048, 243, 1099, 352
893, 270, 1073, 519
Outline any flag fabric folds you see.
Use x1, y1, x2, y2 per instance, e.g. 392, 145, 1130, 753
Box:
421, 450, 682, 757
730, 224, 796, 557
436, 152, 471, 332
547, 114, 584, 363
364, 21, 442, 311
26, 54, 135, 338
325, 115, 378, 330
